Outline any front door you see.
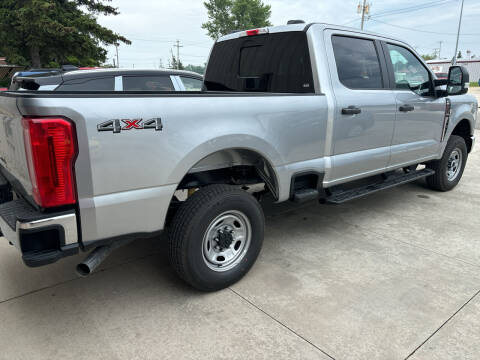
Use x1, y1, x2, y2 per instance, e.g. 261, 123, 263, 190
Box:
326, 33, 397, 183
384, 43, 445, 167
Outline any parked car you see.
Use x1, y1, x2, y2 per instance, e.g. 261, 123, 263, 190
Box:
0, 22, 476, 292
435, 72, 448, 80
10, 68, 203, 92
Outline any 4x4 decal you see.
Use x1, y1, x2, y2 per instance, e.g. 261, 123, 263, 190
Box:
97, 118, 163, 133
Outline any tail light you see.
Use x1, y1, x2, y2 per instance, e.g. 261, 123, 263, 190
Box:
22, 117, 77, 208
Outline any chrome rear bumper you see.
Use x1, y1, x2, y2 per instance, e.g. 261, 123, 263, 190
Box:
0, 198, 79, 267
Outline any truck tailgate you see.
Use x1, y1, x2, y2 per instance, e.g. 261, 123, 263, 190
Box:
0, 95, 32, 195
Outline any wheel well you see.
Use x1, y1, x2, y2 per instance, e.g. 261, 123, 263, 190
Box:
452, 119, 472, 152
178, 149, 278, 199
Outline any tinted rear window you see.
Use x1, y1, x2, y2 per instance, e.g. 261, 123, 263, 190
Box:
331, 36, 383, 89
56, 77, 114, 91
204, 32, 314, 93
123, 76, 174, 91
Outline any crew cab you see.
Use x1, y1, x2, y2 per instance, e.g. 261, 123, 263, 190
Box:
0, 22, 476, 291
10, 68, 203, 92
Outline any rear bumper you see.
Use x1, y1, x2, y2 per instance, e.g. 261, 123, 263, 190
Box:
0, 197, 79, 267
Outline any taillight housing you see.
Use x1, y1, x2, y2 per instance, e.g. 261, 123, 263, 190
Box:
22, 117, 77, 208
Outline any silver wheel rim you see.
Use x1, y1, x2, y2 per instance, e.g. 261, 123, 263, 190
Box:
446, 148, 462, 181
202, 210, 251, 272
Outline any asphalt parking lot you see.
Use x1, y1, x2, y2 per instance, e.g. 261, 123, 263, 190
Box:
0, 131, 479, 360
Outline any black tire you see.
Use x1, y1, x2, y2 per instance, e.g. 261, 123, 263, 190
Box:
426, 135, 468, 191
168, 184, 264, 291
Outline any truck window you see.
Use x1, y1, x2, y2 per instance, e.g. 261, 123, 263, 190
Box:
386, 44, 433, 96
180, 76, 203, 91
331, 36, 383, 89
56, 77, 114, 91
123, 76, 174, 91
204, 32, 314, 93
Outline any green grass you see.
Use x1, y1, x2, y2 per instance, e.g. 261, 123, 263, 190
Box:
470, 82, 479, 87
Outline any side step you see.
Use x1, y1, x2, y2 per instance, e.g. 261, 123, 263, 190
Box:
326, 168, 435, 204
292, 188, 319, 203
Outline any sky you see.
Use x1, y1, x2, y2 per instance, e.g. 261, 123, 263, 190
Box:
97, 0, 480, 69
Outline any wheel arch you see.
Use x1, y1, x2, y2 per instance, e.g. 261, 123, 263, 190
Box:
451, 118, 473, 153
168, 136, 283, 200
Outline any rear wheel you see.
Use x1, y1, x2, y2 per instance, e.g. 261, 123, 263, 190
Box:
426, 135, 467, 191
168, 185, 264, 291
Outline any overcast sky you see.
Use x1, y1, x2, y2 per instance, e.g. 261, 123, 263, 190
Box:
97, 0, 480, 69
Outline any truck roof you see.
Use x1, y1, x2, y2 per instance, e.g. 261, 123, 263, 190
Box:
217, 22, 408, 46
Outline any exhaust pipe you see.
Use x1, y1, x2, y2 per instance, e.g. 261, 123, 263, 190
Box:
76, 238, 133, 277
76, 245, 113, 276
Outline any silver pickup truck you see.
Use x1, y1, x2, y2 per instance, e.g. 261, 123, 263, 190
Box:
0, 23, 477, 291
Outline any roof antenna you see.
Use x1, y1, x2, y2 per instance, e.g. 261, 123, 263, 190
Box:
287, 20, 305, 25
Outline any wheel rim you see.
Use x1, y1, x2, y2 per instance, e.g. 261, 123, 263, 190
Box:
202, 210, 251, 272
446, 148, 462, 181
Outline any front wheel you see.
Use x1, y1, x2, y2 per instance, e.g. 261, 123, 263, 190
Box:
426, 135, 468, 191
168, 185, 264, 291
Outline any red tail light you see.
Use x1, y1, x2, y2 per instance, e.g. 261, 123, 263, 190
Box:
22, 117, 77, 208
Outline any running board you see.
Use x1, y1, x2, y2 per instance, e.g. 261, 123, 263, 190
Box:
326, 169, 435, 204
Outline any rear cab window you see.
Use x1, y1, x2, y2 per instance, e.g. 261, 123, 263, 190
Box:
204, 32, 314, 93
331, 35, 383, 89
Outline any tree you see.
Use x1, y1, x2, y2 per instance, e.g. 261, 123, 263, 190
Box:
184, 64, 206, 75
0, 0, 130, 68
421, 53, 436, 61
202, 0, 272, 40
169, 52, 184, 70
457, 51, 463, 59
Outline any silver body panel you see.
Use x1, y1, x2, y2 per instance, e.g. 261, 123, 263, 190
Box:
0, 23, 477, 246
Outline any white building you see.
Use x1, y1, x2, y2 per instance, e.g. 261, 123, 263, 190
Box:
426, 59, 480, 83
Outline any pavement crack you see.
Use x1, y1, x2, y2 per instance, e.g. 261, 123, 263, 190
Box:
0, 251, 161, 305
404, 288, 480, 359
229, 287, 336, 360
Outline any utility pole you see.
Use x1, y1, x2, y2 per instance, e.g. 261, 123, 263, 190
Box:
438, 41, 443, 59
173, 40, 183, 69
453, 0, 464, 65
357, 0, 370, 30
115, 44, 120, 68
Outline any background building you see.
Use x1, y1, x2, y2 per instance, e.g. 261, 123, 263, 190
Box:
427, 59, 480, 82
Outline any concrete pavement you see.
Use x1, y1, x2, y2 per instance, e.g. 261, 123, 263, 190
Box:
1, 133, 479, 359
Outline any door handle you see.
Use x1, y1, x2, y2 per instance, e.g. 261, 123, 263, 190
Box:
399, 104, 414, 112
341, 106, 361, 115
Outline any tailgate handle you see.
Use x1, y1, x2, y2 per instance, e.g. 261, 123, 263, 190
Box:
399, 104, 414, 112
341, 106, 361, 115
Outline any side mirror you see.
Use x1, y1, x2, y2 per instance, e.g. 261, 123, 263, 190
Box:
447, 66, 469, 96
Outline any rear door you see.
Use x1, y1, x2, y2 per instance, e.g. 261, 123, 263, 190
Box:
325, 32, 397, 183
382, 42, 445, 166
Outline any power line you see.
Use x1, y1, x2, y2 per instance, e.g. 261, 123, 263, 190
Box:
369, 0, 455, 19
369, 18, 480, 36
